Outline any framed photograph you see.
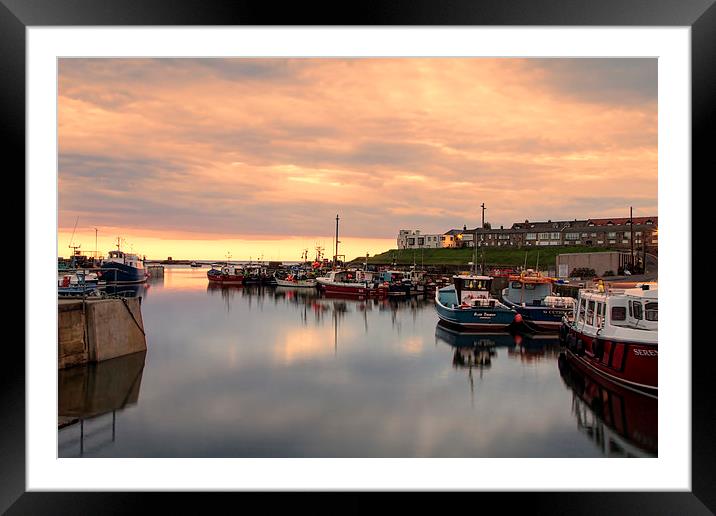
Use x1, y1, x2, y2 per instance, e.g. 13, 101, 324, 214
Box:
8, 0, 710, 512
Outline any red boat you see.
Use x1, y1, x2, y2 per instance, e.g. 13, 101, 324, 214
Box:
316, 270, 388, 298
561, 282, 657, 395
207, 264, 244, 285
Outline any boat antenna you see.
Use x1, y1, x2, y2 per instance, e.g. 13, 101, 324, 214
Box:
536, 251, 540, 272
334, 214, 340, 270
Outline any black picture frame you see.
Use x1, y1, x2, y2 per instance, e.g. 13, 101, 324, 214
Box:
6, 0, 709, 512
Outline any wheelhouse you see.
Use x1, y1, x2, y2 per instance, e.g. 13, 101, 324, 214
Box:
573, 285, 658, 333
453, 275, 492, 304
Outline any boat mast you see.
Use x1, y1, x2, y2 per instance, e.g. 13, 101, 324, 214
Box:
68, 216, 81, 266
333, 214, 340, 270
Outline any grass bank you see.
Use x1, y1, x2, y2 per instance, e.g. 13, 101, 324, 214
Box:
353, 246, 615, 268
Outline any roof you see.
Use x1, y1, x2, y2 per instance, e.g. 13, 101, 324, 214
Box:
587, 216, 657, 226
444, 229, 464, 235
511, 219, 589, 231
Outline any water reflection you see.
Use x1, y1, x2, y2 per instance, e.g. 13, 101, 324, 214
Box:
508, 333, 562, 364
59, 267, 655, 458
103, 283, 148, 298
58, 351, 146, 456
558, 352, 657, 457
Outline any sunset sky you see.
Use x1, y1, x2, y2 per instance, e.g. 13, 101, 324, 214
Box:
58, 58, 657, 260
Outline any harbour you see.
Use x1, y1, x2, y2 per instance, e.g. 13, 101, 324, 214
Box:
58, 263, 657, 458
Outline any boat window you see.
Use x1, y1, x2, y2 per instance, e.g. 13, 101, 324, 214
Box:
611, 306, 626, 321
631, 301, 643, 320
463, 279, 487, 290
524, 283, 536, 290
578, 298, 587, 322
596, 302, 604, 326
586, 300, 595, 325
645, 302, 658, 321
511, 281, 522, 289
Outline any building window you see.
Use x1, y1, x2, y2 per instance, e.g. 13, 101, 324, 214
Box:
607, 232, 616, 238
565, 233, 580, 240
538, 232, 550, 240
608, 240, 616, 244
526, 233, 537, 240
418, 238, 424, 246
408, 238, 415, 246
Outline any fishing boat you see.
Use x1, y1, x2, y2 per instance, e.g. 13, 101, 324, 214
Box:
316, 269, 388, 298
99, 238, 147, 284
501, 269, 576, 332
378, 270, 411, 297
190, 261, 202, 268
434, 274, 517, 330
207, 263, 245, 285
274, 272, 317, 288
243, 264, 268, 285
58, 271, 103, 297
560, 282, 658, 395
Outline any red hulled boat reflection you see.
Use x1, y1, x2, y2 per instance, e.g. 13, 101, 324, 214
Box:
558, 351, 657, 457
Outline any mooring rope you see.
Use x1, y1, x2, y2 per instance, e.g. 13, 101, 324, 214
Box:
119, 297, 146, 336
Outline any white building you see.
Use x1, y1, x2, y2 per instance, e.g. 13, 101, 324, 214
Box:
397, 229, 443, 249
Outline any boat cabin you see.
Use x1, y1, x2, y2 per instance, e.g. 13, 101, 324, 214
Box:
324, 269, 375, 284
574, 284, 658, 333
453, 275, 493, 304
105, 250, 144, 269
505, 277, 553, 306
380, 270, 406, 283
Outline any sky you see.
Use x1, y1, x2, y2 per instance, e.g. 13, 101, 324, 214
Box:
58, 58, 657, 260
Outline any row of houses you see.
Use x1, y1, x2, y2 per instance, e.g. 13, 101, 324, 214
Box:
397, 216, 658, 250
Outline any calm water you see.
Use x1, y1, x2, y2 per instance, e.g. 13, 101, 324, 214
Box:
58, 266, 657, 458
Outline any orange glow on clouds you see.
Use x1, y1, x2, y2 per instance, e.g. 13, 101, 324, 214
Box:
58, 58, 657, 260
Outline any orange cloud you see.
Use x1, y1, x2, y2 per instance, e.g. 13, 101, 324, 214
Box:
58, 58, 657, 260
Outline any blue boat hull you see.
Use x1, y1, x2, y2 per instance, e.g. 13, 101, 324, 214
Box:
502, 298, 571, 331
434, 298, 516, 330
100, 262, 147, 284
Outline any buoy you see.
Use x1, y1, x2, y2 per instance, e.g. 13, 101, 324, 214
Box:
514, 313, 523, 324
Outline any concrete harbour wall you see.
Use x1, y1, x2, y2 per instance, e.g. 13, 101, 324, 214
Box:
58, 298, 147, 369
